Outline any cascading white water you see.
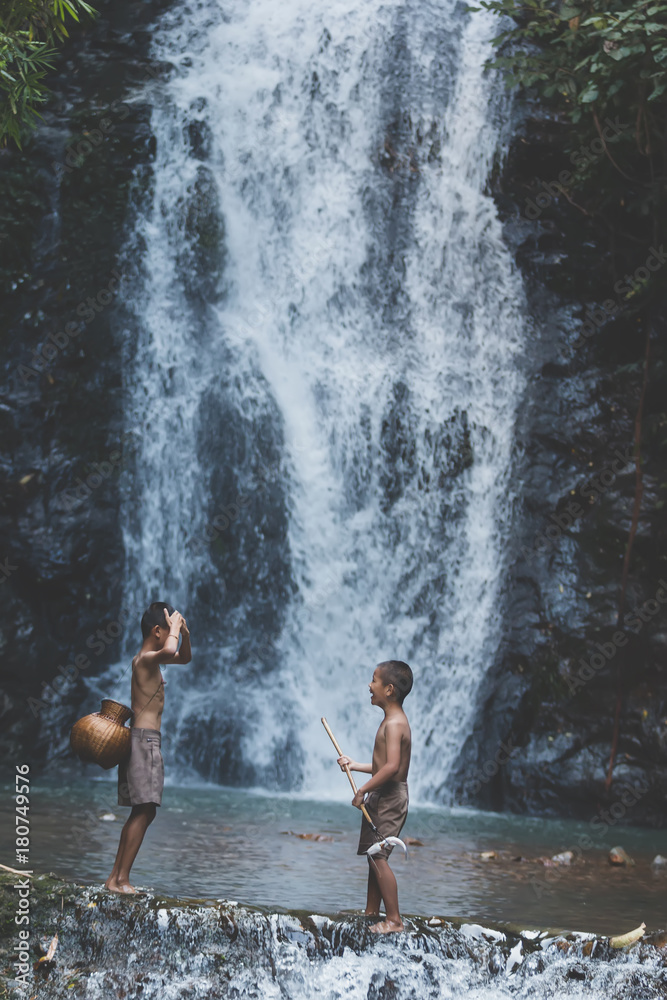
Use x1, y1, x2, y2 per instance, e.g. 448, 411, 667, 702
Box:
113, 0, 528, 800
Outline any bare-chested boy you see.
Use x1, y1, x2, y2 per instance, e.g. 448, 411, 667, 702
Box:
105, 602, 191, 894
337, 660, 413, 933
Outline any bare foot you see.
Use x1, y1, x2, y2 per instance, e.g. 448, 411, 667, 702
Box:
105, 880, 138, 894
370, 919, 404, 934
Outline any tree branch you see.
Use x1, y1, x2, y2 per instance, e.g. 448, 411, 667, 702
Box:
605, 329, 651, 791
593, 109, 634, 181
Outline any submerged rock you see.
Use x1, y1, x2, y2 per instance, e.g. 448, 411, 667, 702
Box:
552, 851, 575, 866
609, 846, 635, 867
281, 830, 335, 842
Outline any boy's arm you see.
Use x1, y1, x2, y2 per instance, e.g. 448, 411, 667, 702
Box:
337, 755, 372, 774
169, 617, 191, 665
140, 645, 180, 666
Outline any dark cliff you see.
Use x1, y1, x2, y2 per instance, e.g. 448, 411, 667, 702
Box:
456, 101, 667, 826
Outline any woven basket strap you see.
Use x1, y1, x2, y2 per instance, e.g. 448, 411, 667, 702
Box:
131, 680, 164, 727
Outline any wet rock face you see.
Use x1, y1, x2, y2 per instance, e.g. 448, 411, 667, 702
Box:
176, 164, 226, 305
2, 874, 667, 999
454, 102, 667, 825
0, 0, 163, 761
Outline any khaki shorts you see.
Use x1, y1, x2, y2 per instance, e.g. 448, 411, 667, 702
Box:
118, 728, 164, 807
357, 780, 408, 860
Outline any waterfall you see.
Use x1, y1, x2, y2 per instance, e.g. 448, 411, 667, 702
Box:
111, 0, 528, 799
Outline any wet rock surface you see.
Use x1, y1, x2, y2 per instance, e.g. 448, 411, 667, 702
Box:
455, 97, 667, 827
2, 873, 667, 999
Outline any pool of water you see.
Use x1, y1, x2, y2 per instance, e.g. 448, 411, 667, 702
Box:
3, 773, 666, 935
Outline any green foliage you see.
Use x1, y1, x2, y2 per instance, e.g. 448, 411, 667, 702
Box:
469, 0, 667, 215
0, 0, 97, 147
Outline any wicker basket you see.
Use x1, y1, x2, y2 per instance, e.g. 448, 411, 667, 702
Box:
70, 699, 133, 770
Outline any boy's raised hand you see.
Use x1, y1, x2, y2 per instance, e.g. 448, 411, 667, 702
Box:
164, 609, 184, 632
337, 755, 355, 771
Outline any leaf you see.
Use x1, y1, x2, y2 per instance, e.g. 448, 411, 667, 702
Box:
609, 923, 646, 949
37, 933, 58, 963
606, 45, 633, 58
580, 85, 599, 101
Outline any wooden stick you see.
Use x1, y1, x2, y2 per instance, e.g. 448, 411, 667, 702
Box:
321, 716, 376, 828
0, 862, 33, 878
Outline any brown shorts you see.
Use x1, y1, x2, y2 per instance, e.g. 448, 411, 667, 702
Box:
118, 728, 164, 807
357, 780, 408, 860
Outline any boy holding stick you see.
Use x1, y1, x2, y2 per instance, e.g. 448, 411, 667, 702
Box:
337, 660, 412, 933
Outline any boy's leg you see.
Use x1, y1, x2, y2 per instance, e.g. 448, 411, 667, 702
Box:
105, 803, 157, 893
365, 859, 382, 917
368, 856, 403, 933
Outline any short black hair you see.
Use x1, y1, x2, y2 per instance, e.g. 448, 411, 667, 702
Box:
141, 601, 175, 639
377, 660, 413, 704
